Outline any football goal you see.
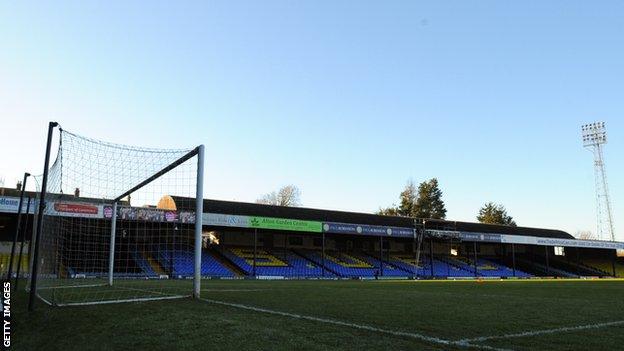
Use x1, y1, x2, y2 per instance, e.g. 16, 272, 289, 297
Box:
28, 122, 204, 307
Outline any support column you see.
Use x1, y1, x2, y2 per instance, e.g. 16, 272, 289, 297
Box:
414, 221, 423, 280
545, 246, 550, 276
576, 247, 581, 277
511, 243, 516, 277
170, 223, 176, 278
612, 250, 617, 277
253, 229, 257, 277
429, 237, 434, 278
473, 241, 478, 277
321, 232, 326, 277
413, 231, 417, 279
108, 202, 118, 286
379, 236, 384, 276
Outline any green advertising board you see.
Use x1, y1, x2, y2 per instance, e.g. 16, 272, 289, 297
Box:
249, 216, 322, 233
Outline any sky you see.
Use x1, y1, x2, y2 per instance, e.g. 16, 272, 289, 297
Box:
0, 1, 622, 239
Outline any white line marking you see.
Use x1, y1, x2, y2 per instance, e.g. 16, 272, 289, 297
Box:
202, 289, 267, 292
458, 320, 624, 343
36, 293, 54, 306
113, 285, 185, 297
200, 298, 512, 351
57, 295, 187, 307
37, 283, 106, 290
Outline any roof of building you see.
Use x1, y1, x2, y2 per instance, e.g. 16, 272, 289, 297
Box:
171, 196, 574, 239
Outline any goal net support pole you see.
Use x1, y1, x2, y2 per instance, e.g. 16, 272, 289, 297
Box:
29, 121, 58, 312
194, 144, 204, 299
108, 202, 118, 286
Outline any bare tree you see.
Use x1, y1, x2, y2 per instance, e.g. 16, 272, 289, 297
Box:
256, 185, 301, 207
575, 230, 596, 240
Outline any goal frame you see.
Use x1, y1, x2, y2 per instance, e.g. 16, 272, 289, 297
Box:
28, 122, 205, 310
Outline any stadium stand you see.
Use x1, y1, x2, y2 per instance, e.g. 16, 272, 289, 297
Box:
132, 252, 157, 277
296, 250, 408, 278
389, 254, 483, 277
513, 257, 577, 277
0, 253, 29, 276
545, 256, 607, 276
221, 247, 327, 277
443, 257, 532, 278
580, 259, 621, 277
157, 248, 234, 277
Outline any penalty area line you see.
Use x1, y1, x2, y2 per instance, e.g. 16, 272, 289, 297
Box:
200, 298, 512, 351
458, 320, 624, 343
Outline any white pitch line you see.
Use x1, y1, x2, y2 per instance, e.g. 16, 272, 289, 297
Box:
57, 295, 187, 307
202, 289, 267, 292
200, 298, 512, 351
458, 320, 624, 343
37, 283, 107, 290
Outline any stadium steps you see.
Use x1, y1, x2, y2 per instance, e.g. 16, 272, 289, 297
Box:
362, 252, 414, 275
437, 256, 478, 276
515, 257, 576, 277
209, 248, 246, 276
146, 254, 166, 275
577, 262, 612, 276
568, 260, 611, 276
582, 259, 621, 277
535, 255, 605, 277
291, 249, 343, 277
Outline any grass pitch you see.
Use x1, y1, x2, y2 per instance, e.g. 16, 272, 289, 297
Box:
12, 279, 624, 350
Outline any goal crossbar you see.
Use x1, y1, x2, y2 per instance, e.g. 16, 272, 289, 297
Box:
113, 146, 201, 202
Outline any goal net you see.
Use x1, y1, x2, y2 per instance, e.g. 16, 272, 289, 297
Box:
30, 125, 204, 306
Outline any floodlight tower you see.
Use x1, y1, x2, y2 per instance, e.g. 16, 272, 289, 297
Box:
582, 122, 615, 241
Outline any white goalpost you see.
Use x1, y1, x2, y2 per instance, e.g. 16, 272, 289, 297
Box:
29, 123, 204, 307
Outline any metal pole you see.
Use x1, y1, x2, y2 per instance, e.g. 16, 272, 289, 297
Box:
193, 144, 204, 298
26, 198, 38, 292
473, 241, 478, 277
169, 228, 174, 277
429, 237, 434, 278
321, 231, 326, 277
446, 238, 450, 277
15, 197, 32, 289
108, 202, 118, 286
511, 243, 516, 277
545, 246, 550, 276
29, 121, 58, 312
253, 229, 257, 277
7, 172, 29, 281
386, 237, 389, 273
413, 229, 417, 279
379, 236, 384, 277
414, 220, 424, 279
170, 224, 176, 278
612, 250, 617, 277
576, 248, 581, 277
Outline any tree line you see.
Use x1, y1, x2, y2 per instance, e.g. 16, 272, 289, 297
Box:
377, 178, 516, 226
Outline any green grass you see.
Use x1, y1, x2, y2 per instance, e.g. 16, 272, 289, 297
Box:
11, 279, 624, 350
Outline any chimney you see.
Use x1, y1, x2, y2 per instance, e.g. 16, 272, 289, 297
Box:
16, 181, 22, 191
74, 187, 80, 197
